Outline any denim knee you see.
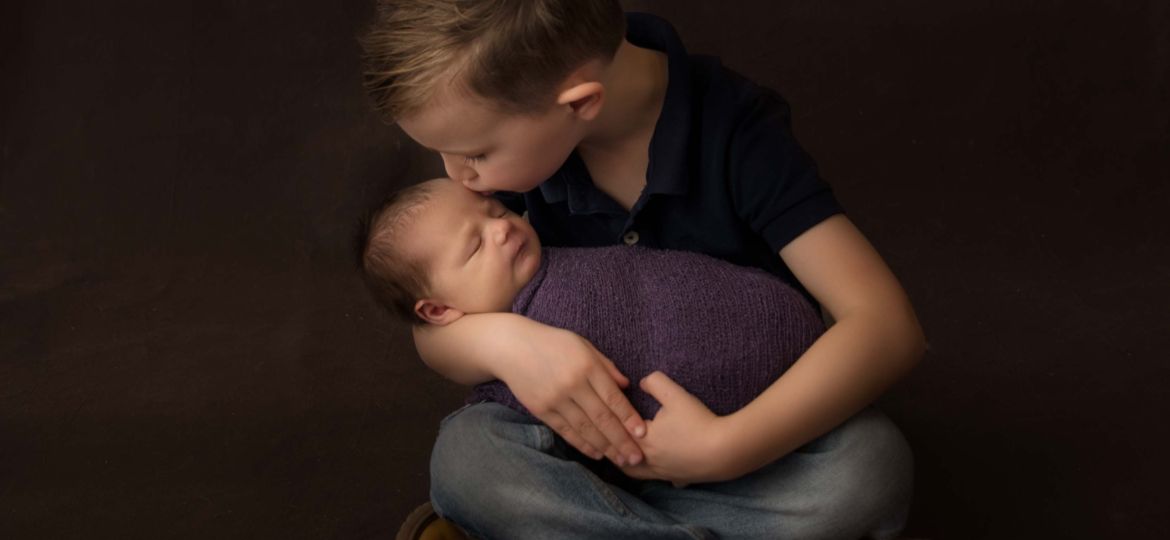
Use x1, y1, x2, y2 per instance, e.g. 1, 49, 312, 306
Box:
428, 403, 543, 522
725, 409, 911, 539
807, 408, 914, 539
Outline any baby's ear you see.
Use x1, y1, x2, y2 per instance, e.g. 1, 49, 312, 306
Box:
414, 299, 464, 326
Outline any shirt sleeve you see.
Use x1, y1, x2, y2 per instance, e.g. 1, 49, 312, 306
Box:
726, 88, 843, 253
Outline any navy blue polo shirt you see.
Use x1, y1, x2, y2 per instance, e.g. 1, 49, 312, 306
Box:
500, 12, 842, 301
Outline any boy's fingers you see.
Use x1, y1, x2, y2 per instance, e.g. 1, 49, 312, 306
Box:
583, 345, 643, 436
601, 357, 629, 388
541, 410, 604, 461
558, 400, 616, 462
639, 371, 673, 395
574, 387, 641, 466
619, 463, 652, 480
640, 371, 691, 406
619, 462, 669, 483
584, 375, 644, 464
591, 368, 646, 438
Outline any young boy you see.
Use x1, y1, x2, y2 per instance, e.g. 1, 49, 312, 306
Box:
362, 1, 924, 538
362, 178, 827, 420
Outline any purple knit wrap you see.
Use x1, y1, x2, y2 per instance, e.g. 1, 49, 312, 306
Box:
469, 246, 825, 418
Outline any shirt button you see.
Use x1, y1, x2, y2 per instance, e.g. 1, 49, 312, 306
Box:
623, 231, 640, 245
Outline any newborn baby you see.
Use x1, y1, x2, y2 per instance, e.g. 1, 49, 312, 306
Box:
360, 178, 825, 417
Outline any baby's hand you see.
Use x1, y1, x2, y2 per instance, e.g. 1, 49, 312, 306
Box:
497, 321, 646, 466
619, 372, 731, 486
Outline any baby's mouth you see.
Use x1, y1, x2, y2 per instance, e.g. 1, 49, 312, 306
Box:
513, 238, 528, 264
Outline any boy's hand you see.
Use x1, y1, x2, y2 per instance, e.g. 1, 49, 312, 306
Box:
496, 320, 647, 467
618, 372, 733, 486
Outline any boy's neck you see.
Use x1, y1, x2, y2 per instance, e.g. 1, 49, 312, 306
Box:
582, 40, 668, 151
577, 40, 669, 208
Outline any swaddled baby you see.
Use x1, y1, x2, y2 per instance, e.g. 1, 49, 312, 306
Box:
360, 178, 824, 417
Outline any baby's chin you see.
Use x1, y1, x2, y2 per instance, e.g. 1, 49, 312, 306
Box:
519, 239, 541, 274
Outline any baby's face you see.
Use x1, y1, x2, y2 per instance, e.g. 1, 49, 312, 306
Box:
406, 180, 542, 314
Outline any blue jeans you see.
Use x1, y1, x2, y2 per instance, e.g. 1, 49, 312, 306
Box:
430, 402, 912, 540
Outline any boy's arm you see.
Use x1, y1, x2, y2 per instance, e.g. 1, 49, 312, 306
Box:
413, 312, 648, 466
621, 214, 924, 483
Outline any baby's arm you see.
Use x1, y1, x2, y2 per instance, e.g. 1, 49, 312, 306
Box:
621, 215, 924, 484
413, 311, 648, 466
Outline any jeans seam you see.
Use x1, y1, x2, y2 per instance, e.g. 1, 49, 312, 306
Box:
580, 465, 635, 518
438, 400, 486, 428
530, 424, 632, 516
438, 404, 713, 539
575, 458, 711, 539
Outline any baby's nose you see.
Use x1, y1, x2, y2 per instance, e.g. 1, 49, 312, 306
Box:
490, 218, 512, 244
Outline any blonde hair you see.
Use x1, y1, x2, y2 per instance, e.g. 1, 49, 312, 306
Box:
361, 0, 625, 120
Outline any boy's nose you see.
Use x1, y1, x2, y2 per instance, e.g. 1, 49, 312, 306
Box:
441, 155, 477, 185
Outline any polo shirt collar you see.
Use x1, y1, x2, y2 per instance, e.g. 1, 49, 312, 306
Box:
539, 153, 626, 215
539, 13, 692, 213
630, 12, 692, 197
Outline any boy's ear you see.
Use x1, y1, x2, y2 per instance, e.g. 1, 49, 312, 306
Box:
556, 81, 605, 122
414, 298, 465, 326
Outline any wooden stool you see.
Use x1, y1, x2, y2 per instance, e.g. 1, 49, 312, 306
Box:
396, 502, 469, 540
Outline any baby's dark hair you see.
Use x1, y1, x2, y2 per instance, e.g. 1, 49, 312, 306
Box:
359, 180, 441, 325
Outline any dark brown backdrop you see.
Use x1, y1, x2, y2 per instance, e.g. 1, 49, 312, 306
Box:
2, 1, 1167, 538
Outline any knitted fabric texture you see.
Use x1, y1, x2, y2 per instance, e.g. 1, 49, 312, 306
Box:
469, 246, 825, 418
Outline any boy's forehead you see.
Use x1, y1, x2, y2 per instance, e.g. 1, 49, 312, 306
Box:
399, 92, 502, 152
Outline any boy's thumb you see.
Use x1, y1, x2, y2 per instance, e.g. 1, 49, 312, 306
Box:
640, 371, 684, 403
603, 358, 630, 388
